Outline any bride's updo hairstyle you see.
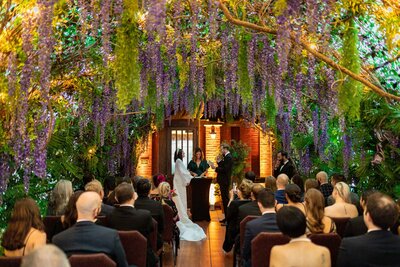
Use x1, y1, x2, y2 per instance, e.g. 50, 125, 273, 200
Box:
174, 149, 183, 162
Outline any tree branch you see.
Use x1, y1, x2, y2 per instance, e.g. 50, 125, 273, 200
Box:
218, 0, 400, 101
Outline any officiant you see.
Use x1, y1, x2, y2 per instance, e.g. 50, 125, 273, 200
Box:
187, 147, 210, 177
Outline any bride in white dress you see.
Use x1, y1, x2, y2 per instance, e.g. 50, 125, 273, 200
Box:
173, 149, 207, 241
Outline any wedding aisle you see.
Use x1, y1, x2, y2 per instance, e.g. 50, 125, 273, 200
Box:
163, 210, 234, 267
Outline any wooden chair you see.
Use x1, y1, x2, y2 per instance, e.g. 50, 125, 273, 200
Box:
251, 233, 290, 267
309, 233, 341, 267
233, 215, 259, 267
0, 256, 23, 267
118, 230, 147, 267
162, 204, 179, 265
69, 253, 116, 267
331, 217, 350, 238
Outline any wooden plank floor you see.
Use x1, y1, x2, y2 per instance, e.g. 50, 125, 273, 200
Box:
163, 210, 233, 267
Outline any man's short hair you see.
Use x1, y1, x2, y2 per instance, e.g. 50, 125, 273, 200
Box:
276, 206, 306, 238
316, 171, 328, 182
84, 179, 103, 194
251, 184, 264, 200
366, 192, 399, 230
276, 174, 289, 186
331, 173, 345, 184
21, 244, 70, 267
278, 151, 288, 158
136, 178, 151, 197
361, 189, 378, 205
245, 171, 256, 182
257, 189, 275, 208
115, 182, 135, 204
222, 145, 230, 150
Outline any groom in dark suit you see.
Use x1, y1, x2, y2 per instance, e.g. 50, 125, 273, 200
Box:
337, 192, 400, 267
215, 145, 233, 224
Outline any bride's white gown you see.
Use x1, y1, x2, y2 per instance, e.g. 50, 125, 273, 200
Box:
173, 158, 207, 241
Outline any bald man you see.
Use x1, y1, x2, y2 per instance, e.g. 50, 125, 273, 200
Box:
52, 192, 128, 267
316, 171, 333, 205
275, 174, 289, 204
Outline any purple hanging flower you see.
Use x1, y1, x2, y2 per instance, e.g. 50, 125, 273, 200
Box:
312, 108, 319, 152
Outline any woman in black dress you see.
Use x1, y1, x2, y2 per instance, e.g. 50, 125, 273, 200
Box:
187, 147, 209, 177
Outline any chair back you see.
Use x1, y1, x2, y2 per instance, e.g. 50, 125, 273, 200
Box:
43, 215, 62, 242
69, 253, 116, 267
150, 218, 158, 252
240, 216, 259, 253
251, 232, 290, 267
162, 204, 175, 242
309, 233, 341, 267
0, 256, 22, 267
118, 231, 147, 267
331, 217, 350, 238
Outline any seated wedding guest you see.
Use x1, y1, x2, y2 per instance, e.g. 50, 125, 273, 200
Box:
107, 182, 157, 266
275, 174, 289, 204
270, 206, 330, 267
150, 173, 166, 200
304, 178, 319, 192
238, 184, 264, 224
324, 182, 358, 219
2, 198, 46, 257
52, 192, 128, 267
46, 191, 84, 241
159, 182, 178, 218
276, 184, 306, 215
20, 244, 70, 267
337, 192, 400, 266
264, 176, 277, 192
103, 176, 116, 205
327, 174, 360, 212
188, 147, 210, 177
304, 189, 336, 234
85, 179, 115, 216
245, 171, 256, 183
222, 179, 253, 252
107, 177, 133, 206
47, 179, 73, 216
134, 178, 164, 249
291, 174, 305, 200
343, 189, 377, 237
242, 189, 279, 267
316, 171, 333, 206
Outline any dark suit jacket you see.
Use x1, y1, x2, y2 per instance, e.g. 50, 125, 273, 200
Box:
107, 206, 154, 239
275, 189, 287, 204
134, 196, 164, 234
337, 230, 400, 267
223, 199, 252, 252
238, 201, 262, 228
273, 160, 296, 178
242, 213, 280, 264
107, 206, 156, 266
343, 215, 367, 237
216, 153, 233, 186
52, 221, 128, 267
100, 203, 115, 217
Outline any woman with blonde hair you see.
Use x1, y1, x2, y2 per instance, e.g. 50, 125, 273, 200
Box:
264, 176, 277, 192
2, 198, 46, 256
324, 182, 358, 218
47, 179, 73, 215
304, 189, 336, 234
158, 181, 178, 218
